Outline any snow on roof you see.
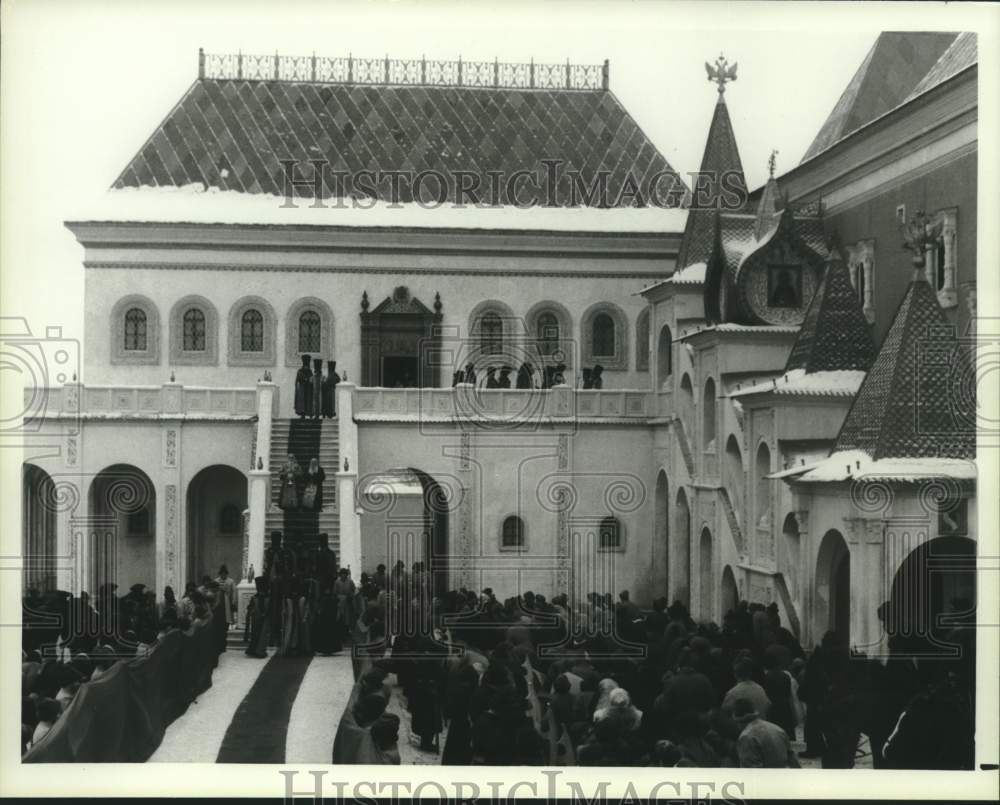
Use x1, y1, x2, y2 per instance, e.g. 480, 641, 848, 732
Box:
729, 368, 867, 398
637, 261, 707, 295
77, 185, 688, 233
790, 449, 977, 483
680, 322, 799, 341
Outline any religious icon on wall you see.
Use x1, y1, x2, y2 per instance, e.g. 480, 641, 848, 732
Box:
767, 264, 802, 308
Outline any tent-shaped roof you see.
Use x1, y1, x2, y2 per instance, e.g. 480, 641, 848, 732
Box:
832, 278, 975, 460
784, 255, 876, 373
801, 32, 958, 162
906, 32, 977, 101
676, 94, 748, 268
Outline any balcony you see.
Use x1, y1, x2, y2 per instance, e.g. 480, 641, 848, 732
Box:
352, 385, 654, 424
23, 382, 259, 421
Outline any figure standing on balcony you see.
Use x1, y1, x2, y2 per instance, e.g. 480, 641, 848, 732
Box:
311, 358, 324, 420
295, 354, 313, 418
497, 365, 512, 388
485, 367, 499, 388
591, 364, 604, 389
463, 362, 477, 385
516, 361, 535, 389
582, 367, 593, 389
322, 360, 341, 418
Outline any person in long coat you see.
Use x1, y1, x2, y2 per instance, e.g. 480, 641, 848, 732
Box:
322, 361, 341, 418
215, 565, 237, 628
334, 568, 357, 643
516, 362, 534, 389
280, 577, 304, 657
301, 458, 325, 512
278, 455, 302, 510
408, 634, 447, 752
311, 358, 324, 421
312, 576, 342, 655
442, 653, 479, 764
294, 354, 313, 418
245, 576, 272, 658
591, 364, 604, 389
497, 366, 512, 388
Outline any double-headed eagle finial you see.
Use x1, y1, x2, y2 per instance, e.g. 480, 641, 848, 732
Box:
705, 53, 737, 93
768, 149, 779, 178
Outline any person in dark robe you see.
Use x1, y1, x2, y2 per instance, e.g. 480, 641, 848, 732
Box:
408, 635, 447, 752
264, 531, 295, 579
294, 354, 313, 418
485, 367, 499, 388
451, 371, 462, 387
516, 362, 534, 389
552, 363, 567, 385
278, 455, 301, 510
312, 574, 342, 655
245, 576, 271, 658
321, 361, 341, 418
497, 366, 512, 388
582, 367, 593, 389
302, 458, 325, 512
591, 364, 604, 389
462, 362, 476, 385
442, 653, 479, 764
311, 359, 324, 421
542, 366, 554, 389
334, 568, 357, 643
372, 564, 387, 592
312, 533, 337, 587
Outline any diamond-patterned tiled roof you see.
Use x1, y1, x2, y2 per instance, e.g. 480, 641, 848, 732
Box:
112, 78, 685, 207
677, 95, 748, 268
801, 32, 958, 162
906, 32, 977, 100
833, 279, 975, 460
785, 256, 876, 373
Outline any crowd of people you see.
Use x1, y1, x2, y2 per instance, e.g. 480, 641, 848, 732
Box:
19, 569, 235, 757
451, 362, 605, 390
328, 570, 977, 770
293, 355, 341, 419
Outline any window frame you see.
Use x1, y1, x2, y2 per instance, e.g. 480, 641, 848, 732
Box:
499, 514, 527, 552
169, 295, 219, 366
228, 296, 277, 367
581, 302, 628, 370
111, 295, 160, 365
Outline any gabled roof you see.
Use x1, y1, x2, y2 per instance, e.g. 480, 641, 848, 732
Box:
801, 32, 958, 163
676, 95, 748, 268
832, 278, 975, 460
112, 77, 686, 208
784, 256, 876, 373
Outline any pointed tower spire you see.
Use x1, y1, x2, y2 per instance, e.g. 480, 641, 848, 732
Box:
677, 55, 748, 270
784, 253, 876, 374
833, 277, 974, 460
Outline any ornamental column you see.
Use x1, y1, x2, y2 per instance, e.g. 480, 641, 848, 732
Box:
238, 380, 276, 619
336, 382, 362, 575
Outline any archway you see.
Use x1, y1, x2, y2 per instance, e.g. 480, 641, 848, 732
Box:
755, 442, 772, 529
654, 471, 669, 595
724, 434, 744, 522
186, 465, 248, 585
721, 565, 738, 617
781, 512, 801, 598
656, 325, 672, 388
815, 529, 850, 644
88, 465, 157, 593
888, 535, 976, 669
702, 378, 717, 451
699, 527, 714, 621
671, 487, 691, 606
22, 464, 57, 592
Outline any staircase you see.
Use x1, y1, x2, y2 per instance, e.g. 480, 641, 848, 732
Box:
718, 486, 745, 553
773, 572, 801, 639
265, 418, 340, 554
674, 418, 696, 478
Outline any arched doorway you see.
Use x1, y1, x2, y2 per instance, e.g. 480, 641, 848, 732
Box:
656, 325, 672, 388
22, 464, 57, 592
360, 287, 443, 387
186, 465, 248, 585
815, 529, 850, 643
781, 512, 801, 598
699, 527, 713, 621
671, 487, 691, 606
724, 435, 744, 523
654, 471, 669, 594
88, 465, 156, 593
721, 565, 738, 617
360, 467, 451, 597
888, 536, 976, 668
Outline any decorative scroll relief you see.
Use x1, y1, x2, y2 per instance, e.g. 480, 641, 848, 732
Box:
556, 434, 571, 596
163, 428, 178, 468
165, 484, 178, 590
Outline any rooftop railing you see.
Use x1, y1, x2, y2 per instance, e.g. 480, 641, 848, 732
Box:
198, 49, 609, 90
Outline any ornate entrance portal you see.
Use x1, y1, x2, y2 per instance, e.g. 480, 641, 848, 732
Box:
360, 286, 443, 388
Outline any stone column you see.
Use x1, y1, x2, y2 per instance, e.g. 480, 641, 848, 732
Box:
254, 381, 277, 470
336, 382, 362, 574
237, 380, 277, 609
157, 418, 182, 596
845, 516, 887, 658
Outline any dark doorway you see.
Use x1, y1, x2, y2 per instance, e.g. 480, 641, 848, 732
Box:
383, 355, 419, 388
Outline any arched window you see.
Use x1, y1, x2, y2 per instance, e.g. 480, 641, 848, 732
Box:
241, 310, 264, 352
501, 515, 525, 548
703, 378, 717, 451
755, 443, 772, 528
537, 312, 560, 357
636, 308, 650, 371
592, 313, 615, 358
182, 308, 206, 352
657, 325, 672, 386
219, 504, 243, 535
124, 308, 147, 351
480, 312, 503, 355
599, 516, 621, 549
298, 310, 321, 353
